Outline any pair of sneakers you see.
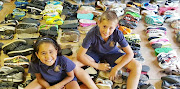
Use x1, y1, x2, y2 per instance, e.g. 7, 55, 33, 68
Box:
0, 66, 24, 82
95, 78, 113, 89
0, 25, 16, 40
16, 23, 38, 34
145, 15, 164, 26
61, 29, 80, 42
4, 55, 29, 68
39, 24, 59, 38
0, 81, 18, 89
157, 50, 178, 69
124, 34, 141, 44
119, 14, 138, 29
2, 39, 33, 57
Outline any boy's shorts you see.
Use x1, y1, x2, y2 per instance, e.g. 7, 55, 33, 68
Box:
86, 50, 126, 67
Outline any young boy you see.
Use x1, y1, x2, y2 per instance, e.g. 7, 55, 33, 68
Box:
77, 11, 142, 89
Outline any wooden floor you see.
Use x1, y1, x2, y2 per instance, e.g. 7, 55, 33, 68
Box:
0, 1, 180, 89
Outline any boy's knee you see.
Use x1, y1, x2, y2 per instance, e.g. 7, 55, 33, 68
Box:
73, 60, 84, 67
128, 59, 142, 72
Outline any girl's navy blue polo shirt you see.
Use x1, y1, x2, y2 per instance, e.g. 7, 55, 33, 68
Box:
82, 25, 128, 54
28, 56, 76, 85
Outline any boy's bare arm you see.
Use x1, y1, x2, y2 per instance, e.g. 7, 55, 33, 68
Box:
77, 46, 98, 68
115, 45, 134, 70
109, 45, 134, 80
35, 73, 50, 88
77, 46, 110, 71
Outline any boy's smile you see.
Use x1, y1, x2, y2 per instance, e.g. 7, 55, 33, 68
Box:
98, 20, 118, 41
36, 43, 58, 66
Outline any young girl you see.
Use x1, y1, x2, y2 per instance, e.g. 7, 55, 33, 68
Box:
25, 37, 80, 89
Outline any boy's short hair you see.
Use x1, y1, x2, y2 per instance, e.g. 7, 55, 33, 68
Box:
100, 10, 118, 23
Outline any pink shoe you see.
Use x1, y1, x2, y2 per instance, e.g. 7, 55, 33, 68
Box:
159, 7, 178, 15
79, 19, 96, 27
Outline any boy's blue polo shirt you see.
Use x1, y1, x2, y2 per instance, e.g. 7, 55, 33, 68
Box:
82, 25, 128, 54
28, 56, 76, 85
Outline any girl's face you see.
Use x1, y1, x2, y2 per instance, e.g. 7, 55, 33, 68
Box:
98, 20, 118, 40
36, 43, 58, 66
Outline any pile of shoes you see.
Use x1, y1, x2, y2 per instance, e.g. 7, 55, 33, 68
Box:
41, 1, 64, 25
0, 66, 24, 82
0, 20, 18, 40
61, 1, 78, 19
161, 75, 180, 89
2, 39, 33, 57
119, 1, 141, 29
123, 33, 145, 62
39, 24, 59, 38
3, 55, 29, 68
145, 26, 179, 69
14, 0, 28, 9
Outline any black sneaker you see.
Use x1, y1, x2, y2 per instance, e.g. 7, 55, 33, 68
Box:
0, 31, 14, 40
0, 81, 19, 89
7, 45, 33, 57
16, 23, 38, 34
0, 42, 4, 55
0, 20, 18, 27
2, 39, 26, 54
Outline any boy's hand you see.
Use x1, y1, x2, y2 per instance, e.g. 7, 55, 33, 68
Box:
96, 63, 111, 71
109, 67, 118, 81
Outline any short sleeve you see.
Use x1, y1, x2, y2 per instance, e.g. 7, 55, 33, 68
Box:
82, 31, 93, 49
28, 62, 39, 74
116, 29, 129, 47
63, 57, 76, 72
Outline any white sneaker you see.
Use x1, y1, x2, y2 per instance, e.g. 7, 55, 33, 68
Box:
85, 67, 97, 75
96, 78, 113, 89
0, 72, 23, 82
110, 7, 124, 17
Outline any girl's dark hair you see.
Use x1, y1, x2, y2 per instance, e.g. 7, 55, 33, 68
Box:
31, 36, 62, 63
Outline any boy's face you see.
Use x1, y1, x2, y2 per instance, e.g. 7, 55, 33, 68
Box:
36, 43, 57, 66
98, 20, 118, 40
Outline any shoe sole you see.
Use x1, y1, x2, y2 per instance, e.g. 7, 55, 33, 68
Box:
2, 39, 26, 54
7, 48, 33, 57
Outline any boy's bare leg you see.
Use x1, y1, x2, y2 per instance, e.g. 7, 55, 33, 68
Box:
125, 59, 142, 89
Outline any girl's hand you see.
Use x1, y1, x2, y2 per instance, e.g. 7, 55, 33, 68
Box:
97, 63, 111, 71
109, 67, 118, 81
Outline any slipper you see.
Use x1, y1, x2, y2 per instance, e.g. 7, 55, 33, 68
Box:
151, 43, 163, 49
77, 13, 94, 20
135, 56, 145, 63
140, 74, 149, 82
161, 67, 180, 75
154, 47, 173, 55
61, 48, 73, 56
142, 65, 150, 72
79, 19, 96, 24
140, 83, 155, 89
161, 75, 180, 83
147, 26, 167, 31
118, 26, 132, 34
